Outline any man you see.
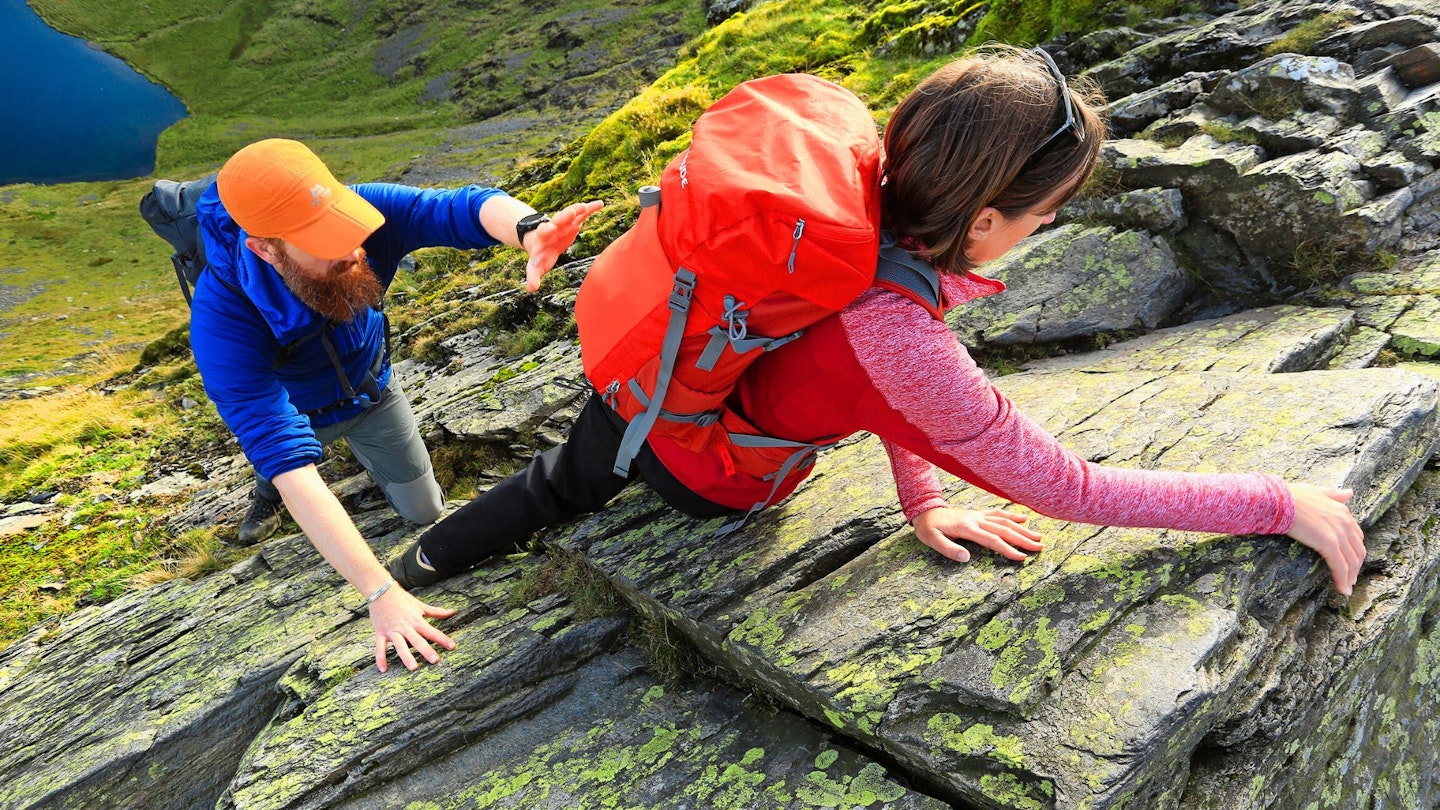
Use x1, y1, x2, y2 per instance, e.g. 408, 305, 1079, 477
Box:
190, 138, 601, 672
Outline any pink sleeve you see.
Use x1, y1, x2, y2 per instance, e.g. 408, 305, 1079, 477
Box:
883, 439, 949, 522
838, 290, 1296, 536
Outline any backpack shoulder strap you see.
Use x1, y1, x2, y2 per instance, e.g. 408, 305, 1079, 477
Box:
873, 231, 943, 320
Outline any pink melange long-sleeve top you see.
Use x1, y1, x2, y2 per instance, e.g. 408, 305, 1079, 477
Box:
648, 270, 1296, 536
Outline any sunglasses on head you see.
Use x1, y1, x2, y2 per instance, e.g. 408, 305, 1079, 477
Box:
1026, 48, 1086, 160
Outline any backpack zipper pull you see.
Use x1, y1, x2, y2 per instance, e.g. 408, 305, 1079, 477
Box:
787, 219, 805, 274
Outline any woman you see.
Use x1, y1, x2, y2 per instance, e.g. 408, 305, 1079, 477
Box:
374, 45, 1364, 672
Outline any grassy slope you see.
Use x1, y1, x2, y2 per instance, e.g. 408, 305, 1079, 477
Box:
0, 0, 1180, 645
0, 0, 706, 643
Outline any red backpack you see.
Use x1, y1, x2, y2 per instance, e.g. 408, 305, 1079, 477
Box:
576, 74, 933, 527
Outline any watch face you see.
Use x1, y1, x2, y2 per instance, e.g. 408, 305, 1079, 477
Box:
517, 212, 551, 244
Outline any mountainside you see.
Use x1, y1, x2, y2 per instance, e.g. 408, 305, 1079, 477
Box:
3, 0, 1440, 807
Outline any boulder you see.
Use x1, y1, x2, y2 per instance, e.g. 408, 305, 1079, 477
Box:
1389, 298, 1440, 357
1357, 67, 1411, 122
1337, 249, 1440, 341
0, 511, 416, 810
1106, 72, 1218, 135
1021, 305, 1353, 374
1231, 110, 1346, 154
1104, 135, 1265, 199
1382, 42, 1440, 88
1316, 16, 1440, 62
1183, 472, 1440, 809
556, 341, 1440, 808
0, 513, 939, 810
1081, 0, 1350, 99
1062, 187, 1187, 234
1208, 149, 1378, 263
1327, 325, 1392, 369
1362, 150, 1433, 189
405, 338, 588, 447
1204, 54, 1360, 120
705, 0, 755, 26
947, 225, 1191, 347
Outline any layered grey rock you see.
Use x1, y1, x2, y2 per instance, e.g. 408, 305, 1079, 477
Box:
0, 511, 938, 810
1184, 472, 1440, 809
555, 328, 1440, 808
1062, 187, 1187, 233
948, 225, 1190, 347
1336, 250, 1440, 356
1022, 305, 1353, 374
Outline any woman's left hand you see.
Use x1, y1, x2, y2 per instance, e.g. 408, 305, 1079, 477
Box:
524, 200, 605, 292
913, 506, 1043, 563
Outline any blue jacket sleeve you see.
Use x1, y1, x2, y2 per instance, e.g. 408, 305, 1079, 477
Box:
189, 279, 324, 481
355, 184, 509, 285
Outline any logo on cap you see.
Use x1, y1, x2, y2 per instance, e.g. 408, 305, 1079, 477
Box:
310, 184, 333, 208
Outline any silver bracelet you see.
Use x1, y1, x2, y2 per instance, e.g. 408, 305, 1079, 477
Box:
366, 577, 396, 604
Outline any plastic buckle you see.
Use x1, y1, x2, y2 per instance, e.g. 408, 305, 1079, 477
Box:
669, 272, 696, 312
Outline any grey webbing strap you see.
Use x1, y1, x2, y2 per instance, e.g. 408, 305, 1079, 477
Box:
696, 326, 807, 372
697, 328, 730, 371
626, 379, 720, 427
614, 269, 697, 477
714, 439, 823, 539
698, 295, 750, 372
875, 230, 942, 311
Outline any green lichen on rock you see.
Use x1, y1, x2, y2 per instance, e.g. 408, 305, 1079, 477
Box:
925, 714, 1026, 767
988, 616, 1062, 706
978, 771, 1050, 810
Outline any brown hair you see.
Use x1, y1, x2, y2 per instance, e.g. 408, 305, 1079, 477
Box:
881, 44, 1107, 274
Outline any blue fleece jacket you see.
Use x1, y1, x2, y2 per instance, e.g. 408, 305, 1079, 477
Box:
190, 182, 506, 481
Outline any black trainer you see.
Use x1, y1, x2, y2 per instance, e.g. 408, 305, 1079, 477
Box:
236, 491, 284, 546
387, 539, 446, 590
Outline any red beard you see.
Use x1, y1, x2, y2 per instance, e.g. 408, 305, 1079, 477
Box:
272, 249, 383, 323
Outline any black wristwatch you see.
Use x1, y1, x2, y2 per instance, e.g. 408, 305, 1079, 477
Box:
515, 212, 551, 248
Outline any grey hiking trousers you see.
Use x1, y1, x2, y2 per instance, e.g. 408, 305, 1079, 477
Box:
255, 377, 444, 525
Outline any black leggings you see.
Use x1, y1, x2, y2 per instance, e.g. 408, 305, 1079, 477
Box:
419, 394, 735, 573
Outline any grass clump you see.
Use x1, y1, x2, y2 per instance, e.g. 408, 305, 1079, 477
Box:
128, 526, 250, 588
510, 547, 623, 620
1245, 86, 1305, 120
430, 440, 518, 500
970, 0, 1202, 47
1263, 10, 1356, 57
1283, 238, 1354, 289
1140, 129, 1190, 147
134, 323, 191, 369
1199, 121, 1263, 147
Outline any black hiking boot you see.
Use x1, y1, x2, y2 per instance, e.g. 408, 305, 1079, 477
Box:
236, 491, 284, 546
387, 539, 446, 590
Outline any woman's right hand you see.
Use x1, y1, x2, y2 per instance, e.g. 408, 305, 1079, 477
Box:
1285, 484, 1365, 596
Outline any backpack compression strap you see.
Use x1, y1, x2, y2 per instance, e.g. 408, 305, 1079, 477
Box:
695, 295, 806, 372
613, 269, 697, 477
713, 433, 834, 538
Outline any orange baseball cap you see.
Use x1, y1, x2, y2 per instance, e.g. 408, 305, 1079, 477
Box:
216, 139, 385, 260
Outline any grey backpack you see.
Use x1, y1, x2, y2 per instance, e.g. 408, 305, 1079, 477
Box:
139, 174, 216, 307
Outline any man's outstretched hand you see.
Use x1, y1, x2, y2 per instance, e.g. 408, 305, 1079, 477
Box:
369, 586, 457, 672
524, 200, 605, 292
